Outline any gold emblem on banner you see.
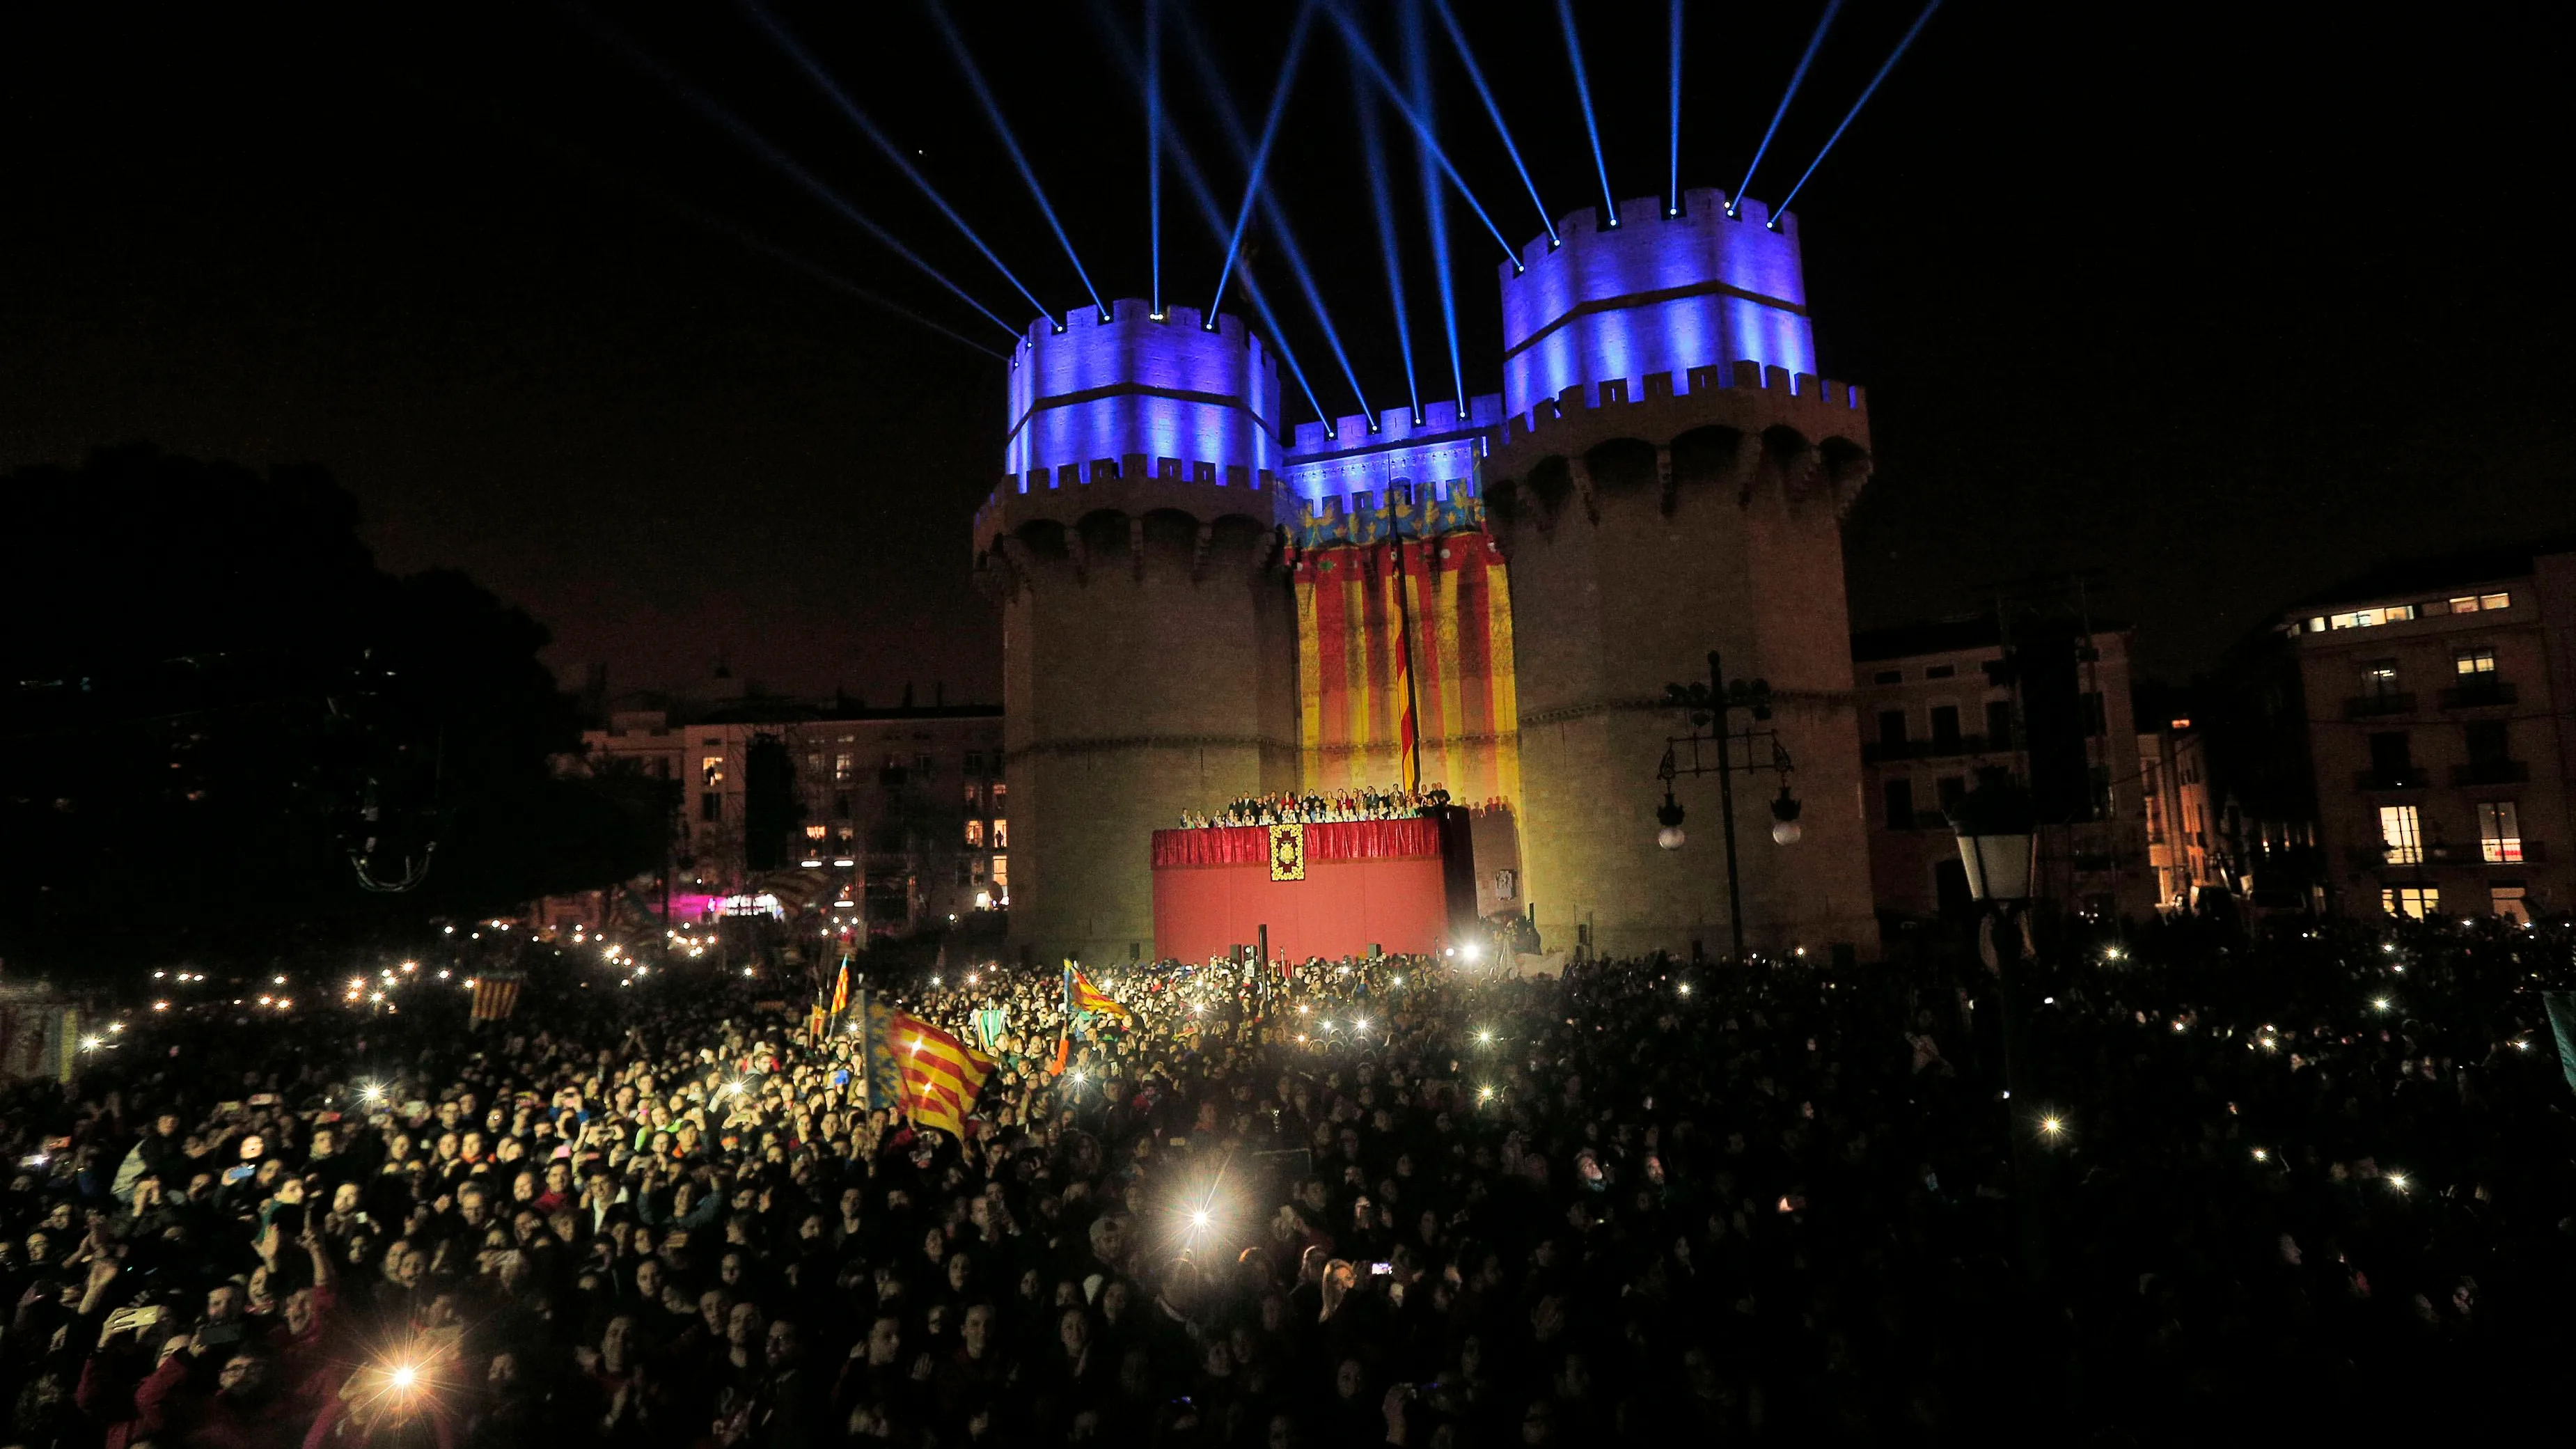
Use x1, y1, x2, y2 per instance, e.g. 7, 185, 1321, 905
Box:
1268, 824, 1307, 882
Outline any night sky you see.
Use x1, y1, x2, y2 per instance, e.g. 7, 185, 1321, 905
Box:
6, 1, 2570, 703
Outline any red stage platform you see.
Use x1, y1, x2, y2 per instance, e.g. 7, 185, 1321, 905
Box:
1150, 817, 1468, 963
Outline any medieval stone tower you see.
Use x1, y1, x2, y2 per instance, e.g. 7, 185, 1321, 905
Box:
1481, 191, 1878, 959
972, 301, 1303, 966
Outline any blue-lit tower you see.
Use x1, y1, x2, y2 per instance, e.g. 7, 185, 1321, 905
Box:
1481, 191, 1878, 959
973, 301, 1303, 966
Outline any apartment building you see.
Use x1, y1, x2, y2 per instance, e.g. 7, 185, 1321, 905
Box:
2288, 550, 2576, 921
586, 699, 1005, 937
1853, 618, 2157, 923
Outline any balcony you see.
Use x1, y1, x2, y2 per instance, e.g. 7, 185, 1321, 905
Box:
2450, 759, 2530, 786
1863, 731, 2013, 763
2344, 691, 2417, 719
2354, 768, 2428, 790
2439, 679, 2518, 710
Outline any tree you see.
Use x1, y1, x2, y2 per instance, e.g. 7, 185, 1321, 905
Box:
0, 446, 633, 976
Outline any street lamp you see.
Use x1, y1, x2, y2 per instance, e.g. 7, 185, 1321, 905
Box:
1947, 769, 2036, 907
1653, 650, 1801, 962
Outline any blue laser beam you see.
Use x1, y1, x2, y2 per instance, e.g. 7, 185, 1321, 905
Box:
1667, 0, 1683, 215
1554, 0, 1616, 226
696, 210, 1011, 360
1321, 0, 1519, 270
1207, 1, 1316, 325
1424, 0, 1554, 246
580, 9, 1017, 338
1146, 0, 1163, 317
740, 0, 1053, 327
1090, 1, 1332, 425
1353, 69, 1420, 422
1731, 0, 1846, 217
924, 1, 1110, 322
512, 112, 1007, 360
1769, 0, 1945, 225
1168, 1, 1371, 421
1401, 0, 1465, 410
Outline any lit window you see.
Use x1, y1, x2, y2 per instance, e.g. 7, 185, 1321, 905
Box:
2330, 604, 2418, 629
702, 755, 725, 786
2483, 592, 2511, 611
805, 824, 827, 840
2478, 801, 2522, 863
2492, 885, 2531, 925
965, 820, 984, 847
2378, 804, 2424, 865
2362, 661, 2399, 696
2456, 649, 2497, 675
2380, 886, 2438, 920
2450, 595, 2481, 614
991, 854, 1008, 888
833, 753, 853, 782
991, 818, 1007, 847
991, 782, 1007, 805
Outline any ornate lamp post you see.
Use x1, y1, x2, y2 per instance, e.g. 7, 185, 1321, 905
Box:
1654, 650, 1802, 962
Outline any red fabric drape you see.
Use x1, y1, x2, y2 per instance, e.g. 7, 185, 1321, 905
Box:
1150, 818, 1442, 868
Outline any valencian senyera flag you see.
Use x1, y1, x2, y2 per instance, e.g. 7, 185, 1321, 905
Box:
1292, 523, 1521, 808
874, 1008, 994, 1138
469, 973, 522, 1024
828, 960, 851, 1018
1063, 963, 1132, 1021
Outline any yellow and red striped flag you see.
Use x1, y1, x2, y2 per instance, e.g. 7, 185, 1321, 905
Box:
1063, 963, 1131, 1021
884, 1010, 994, 1138
469, 973, 521, 1023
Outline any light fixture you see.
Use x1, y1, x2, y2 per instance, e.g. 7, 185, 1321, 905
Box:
1655, 791, 1686, 850
1769, 786, 1803, 845
1945, 773, 2036, 904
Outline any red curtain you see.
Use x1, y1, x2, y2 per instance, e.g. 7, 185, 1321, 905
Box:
1151, 818, 1442, 868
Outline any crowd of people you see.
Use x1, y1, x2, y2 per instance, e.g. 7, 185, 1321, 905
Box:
1, 913, 2570, 1446
1177, 785, 1451, 830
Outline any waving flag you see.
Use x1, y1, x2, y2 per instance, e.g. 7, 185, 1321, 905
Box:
880, 1008, 994, 1138
1063, 963, 1132, 1021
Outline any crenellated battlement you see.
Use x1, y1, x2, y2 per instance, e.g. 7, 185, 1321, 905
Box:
1283, 394, 1507, 456
1010, 297, 1264, 360
1500, 187, 1795, 282
1498, 359, 1864, 450
1496, 190, 1821, 422
1003, 297, 1286, 485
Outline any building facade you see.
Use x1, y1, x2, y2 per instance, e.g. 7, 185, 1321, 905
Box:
975, 189, 1880, 965
584, 701, 1004, 937
1852, 619, 2157, 923
2289, 551, 2576, 921
2138, 720, 2229, 913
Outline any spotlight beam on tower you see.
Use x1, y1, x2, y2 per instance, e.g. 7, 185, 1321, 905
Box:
924, 1, 1110, 322
1319, 0, 1520, 271
1146, 0, 1164, 317
1353, 69, 1420, 423
1769, 0, 1945, 224
1424, 0, 1555, 246
740, 0, 1054, 326
1088, 0, 1333, 425
1666, 0, 1684, 216
1401, 0, 1466, 411
1731, 0, 1846, 217
581, 11, 1018, 338
1168, 3, 1371, 421
1554, 0, 1617, 226
1205, 1, 1316, 326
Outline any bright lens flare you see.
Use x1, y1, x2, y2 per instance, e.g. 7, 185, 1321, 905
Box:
2039, 1116, 2064, 1137
390, 1365, 418, 1391
1191, 1210, 1210, 1228
2373, 997, 2392, 1013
